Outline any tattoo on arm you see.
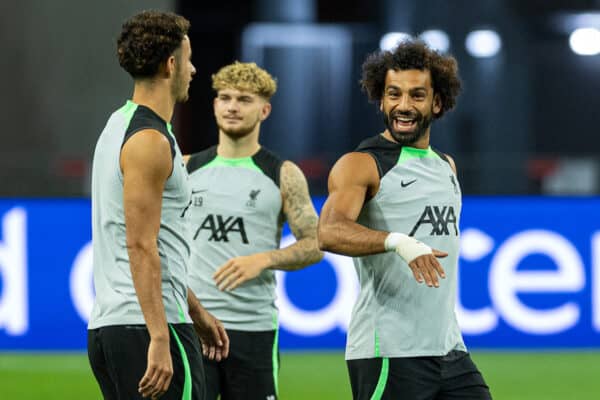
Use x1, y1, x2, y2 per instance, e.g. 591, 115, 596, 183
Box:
267, 162, 323, 270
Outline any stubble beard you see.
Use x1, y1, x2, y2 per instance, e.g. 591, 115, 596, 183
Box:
218, 117, 259, 140
171, 67, 189, 103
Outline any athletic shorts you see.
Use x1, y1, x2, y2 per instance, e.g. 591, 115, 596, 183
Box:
203, 329, 278, 400
347, 350, 492, 400
88, 323, 205, 400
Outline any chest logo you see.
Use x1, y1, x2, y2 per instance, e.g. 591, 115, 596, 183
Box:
409, 205, 458, 236
400, 179, 417, 188
246, 189, 261, 208
193, 214, 249, 244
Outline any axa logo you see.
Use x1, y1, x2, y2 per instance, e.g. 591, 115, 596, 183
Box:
192, 214, 249, 244
409, 205, 458, 236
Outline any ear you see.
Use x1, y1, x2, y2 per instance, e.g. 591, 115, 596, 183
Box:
165, 55, 176, 78
260, 102, 272, 121
432, 94, 442, 116
379, 100, 383, 112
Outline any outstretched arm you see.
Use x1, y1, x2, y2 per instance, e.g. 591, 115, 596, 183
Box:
213, 161, 323, 291
318, 151, 447, 288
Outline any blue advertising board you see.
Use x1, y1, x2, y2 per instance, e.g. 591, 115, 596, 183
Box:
0, 197, 599, 350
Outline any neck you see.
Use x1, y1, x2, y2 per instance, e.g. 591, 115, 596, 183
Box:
217, 128, 261, 158
131, 80, 175, 122
382, 129, 431, 149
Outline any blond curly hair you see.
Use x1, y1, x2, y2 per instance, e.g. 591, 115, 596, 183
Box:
212, 61, 277, 100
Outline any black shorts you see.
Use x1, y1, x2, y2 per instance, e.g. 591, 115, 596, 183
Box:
88, 323, 205, 400
347, 350, 492, 400
203, 329, 278, 400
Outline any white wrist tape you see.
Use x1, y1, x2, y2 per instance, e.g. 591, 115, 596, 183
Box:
384, 232, 432, 264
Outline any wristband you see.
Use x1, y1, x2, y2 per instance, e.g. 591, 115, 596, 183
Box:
384, 232, 432, 264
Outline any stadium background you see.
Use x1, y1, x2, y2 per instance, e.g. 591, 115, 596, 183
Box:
2, 0, 600, 398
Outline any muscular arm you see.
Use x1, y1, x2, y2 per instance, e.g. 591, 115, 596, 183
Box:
213, 161, 323, 291
318, 152, 389, 256
319, 151, 448, 287
268, 161, 323, 269
121, 129, 173, 397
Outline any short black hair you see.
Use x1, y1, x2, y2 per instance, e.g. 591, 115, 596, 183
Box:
360, 39, 462, 119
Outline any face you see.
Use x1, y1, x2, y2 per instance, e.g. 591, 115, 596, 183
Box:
380, 69, 441, 145
213, 88, 271, 139
171, 35, 196, 102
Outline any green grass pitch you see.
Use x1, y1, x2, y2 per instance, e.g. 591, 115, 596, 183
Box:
1, 351, 599, 399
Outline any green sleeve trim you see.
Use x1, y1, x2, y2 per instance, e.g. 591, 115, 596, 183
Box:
370, 358, 389, 400
203, 155, 262, 172
397, 146, 438, 165
166, 122, 177, 142
117, 100, 138, 122
272, 312, 280, 396
169, 324, 192, 400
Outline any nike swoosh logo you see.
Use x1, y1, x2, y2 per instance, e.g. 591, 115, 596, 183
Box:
192, 189, 207, 194
401, 179, 417, 188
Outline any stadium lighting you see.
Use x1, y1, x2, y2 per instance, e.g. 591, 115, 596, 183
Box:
569, 28, 600, 56
419, 29, 450, 53
379, 32, 412, 51
465, 29, 502, 58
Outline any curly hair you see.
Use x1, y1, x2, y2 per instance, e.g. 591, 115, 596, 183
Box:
360, 39, 461, 119
212, 62, 277, 100
117, 10, 190, 79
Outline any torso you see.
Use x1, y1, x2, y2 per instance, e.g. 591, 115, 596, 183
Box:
346, 134, 466, 360
89, 101, 191, 329
186, 146, 284, 331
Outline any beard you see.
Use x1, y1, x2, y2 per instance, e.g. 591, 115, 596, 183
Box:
217, 117, 259, 139
383, 107, 432, 146
171, 65, 189, 103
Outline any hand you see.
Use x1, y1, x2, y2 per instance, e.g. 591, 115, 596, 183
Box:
213, 253, 270, 291
407, 249, 447, 288
191, 308, 230, 362
138, 337, 173, 399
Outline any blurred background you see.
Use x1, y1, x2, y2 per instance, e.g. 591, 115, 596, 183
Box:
2, 0, 600, 399
3, 0, 600, 197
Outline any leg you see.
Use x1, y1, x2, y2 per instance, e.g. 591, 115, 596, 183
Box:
97, 325, 151, 400
87, 328, 118, 400
437, 352, 492, 400
347, 358, 387, 400
163, 324, 207, 400
202, 356, 223, 400
386, 357, 440, 400
220, 329, 278, 400
348, 357, 441, 400
96, 324, 205, 400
